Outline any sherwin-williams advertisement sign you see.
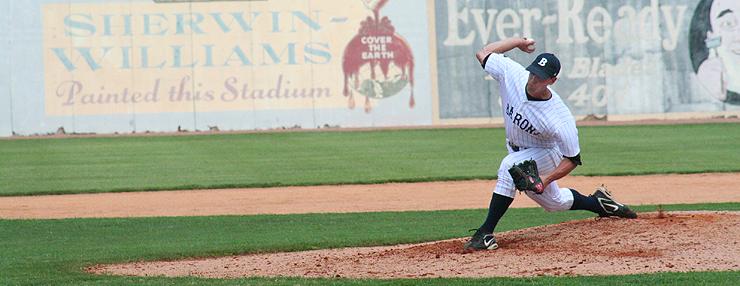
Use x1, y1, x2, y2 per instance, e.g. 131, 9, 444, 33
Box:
36, 0, 428, 129
435, 0, 739, 121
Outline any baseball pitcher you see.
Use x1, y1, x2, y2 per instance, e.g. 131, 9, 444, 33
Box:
464, 37, 637, 252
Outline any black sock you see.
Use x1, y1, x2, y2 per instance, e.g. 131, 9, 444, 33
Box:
569, 189, 605, 215
478, 193, 514, 234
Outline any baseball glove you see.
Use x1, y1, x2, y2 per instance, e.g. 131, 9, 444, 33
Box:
508, 159, 545, 194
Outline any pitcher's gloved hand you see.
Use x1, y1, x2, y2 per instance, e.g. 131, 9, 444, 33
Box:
508, 159, 545, 194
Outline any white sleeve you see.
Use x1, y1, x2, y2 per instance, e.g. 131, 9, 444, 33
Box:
554, 120, 581, 158
483, 53, 527, 83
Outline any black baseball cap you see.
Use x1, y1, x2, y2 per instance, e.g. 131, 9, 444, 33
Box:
526, 53, 560, 79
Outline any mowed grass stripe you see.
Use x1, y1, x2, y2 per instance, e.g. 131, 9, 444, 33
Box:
1, 123, 739, 196
0, 203, 738, 285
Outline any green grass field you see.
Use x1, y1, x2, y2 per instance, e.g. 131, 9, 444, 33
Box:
1, 123, 738, 196
1, 123, 738, 285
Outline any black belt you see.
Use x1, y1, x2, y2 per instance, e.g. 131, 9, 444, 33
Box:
509, 142, 524, 152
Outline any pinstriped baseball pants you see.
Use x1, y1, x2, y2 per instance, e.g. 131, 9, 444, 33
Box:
493, 145, 575, 211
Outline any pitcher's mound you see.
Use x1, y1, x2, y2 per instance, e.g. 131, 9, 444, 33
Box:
89, 211, 740, 278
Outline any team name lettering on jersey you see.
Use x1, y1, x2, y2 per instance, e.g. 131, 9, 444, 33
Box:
505, 103, 541, 136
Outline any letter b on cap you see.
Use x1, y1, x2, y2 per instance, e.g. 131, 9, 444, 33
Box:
538, 58, 548, 67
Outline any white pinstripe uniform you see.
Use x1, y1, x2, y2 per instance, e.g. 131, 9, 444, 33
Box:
484, 53, 579, 212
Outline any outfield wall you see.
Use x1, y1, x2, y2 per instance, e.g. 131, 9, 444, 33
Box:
0, 0, 738, 136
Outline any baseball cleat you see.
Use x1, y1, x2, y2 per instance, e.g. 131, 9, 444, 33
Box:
591, 185, 638, 219
463, 229, 498, 251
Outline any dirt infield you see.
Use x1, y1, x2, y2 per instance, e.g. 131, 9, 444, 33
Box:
5, 173, 738, 278
1, 173, 738, 219
89, 211, 740, 278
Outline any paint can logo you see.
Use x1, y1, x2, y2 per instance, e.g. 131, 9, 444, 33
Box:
342, 0, 415, 112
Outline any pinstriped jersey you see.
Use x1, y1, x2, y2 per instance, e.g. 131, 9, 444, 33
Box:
483, 53, 580, 158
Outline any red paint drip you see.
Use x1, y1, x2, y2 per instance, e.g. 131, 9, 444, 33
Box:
342, 2, 415, 110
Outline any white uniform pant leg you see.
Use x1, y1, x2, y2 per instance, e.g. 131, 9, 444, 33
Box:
493, 147, 574, 212
524, 184, 575, 212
